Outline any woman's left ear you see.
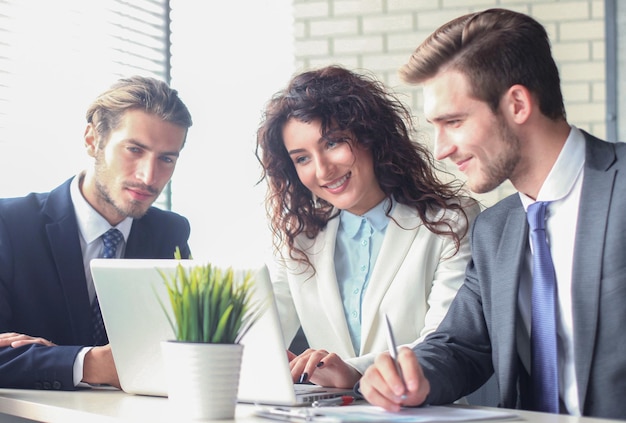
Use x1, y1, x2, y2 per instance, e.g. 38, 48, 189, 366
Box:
504, 84, 532, 124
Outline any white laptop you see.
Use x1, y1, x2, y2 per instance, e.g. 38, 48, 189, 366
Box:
90, 258, 353, 406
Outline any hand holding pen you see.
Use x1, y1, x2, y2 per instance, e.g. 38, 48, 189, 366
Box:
384, 313, 408, 400
356, 313, 431, 411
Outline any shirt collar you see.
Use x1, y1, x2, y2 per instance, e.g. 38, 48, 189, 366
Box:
339, 197, 393, 237
519, 126, 586, 211
70, 172, 133, 244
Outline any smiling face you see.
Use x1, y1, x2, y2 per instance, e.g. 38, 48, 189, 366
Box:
282, 118, 385, 216
81, 109, 187, 225
423, 69, 521, 194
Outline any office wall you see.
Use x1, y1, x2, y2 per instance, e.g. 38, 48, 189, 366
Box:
291, 0, 607, 207
167, 1, 295, 265
163, 0, 609, 262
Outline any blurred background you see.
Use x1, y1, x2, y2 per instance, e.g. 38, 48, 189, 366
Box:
0, 0, 622, 266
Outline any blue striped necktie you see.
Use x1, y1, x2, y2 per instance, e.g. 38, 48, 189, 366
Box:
527, 201, 559, 413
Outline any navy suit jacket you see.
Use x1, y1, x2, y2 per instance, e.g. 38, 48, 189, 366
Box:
412, 132, 626, 419
0, 177, 191, 390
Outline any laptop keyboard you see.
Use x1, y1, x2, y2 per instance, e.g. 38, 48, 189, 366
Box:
294, 384, 328, 394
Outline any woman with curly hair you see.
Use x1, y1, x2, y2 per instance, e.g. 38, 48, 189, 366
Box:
256, 65, 479, 389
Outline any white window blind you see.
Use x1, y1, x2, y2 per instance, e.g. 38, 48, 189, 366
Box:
0, 0, 170, 204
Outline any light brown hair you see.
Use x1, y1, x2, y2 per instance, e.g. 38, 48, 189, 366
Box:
86, 75, 193, 145
400, 8, 565, 120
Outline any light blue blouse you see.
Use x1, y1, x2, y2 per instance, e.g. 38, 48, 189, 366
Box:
333, 198, 393, 355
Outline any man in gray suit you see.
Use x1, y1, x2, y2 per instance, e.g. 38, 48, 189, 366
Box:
359, 8, 626, 419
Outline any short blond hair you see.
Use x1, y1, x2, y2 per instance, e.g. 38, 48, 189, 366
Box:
86, 75, 193, 144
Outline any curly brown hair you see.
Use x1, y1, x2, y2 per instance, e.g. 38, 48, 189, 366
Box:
256, 65, 469, 270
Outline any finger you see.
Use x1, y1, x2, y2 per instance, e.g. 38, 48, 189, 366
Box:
397, 347, 419, 391
0, 333, 56, 347
398, 348, 430, 405
0, 333, 30, 347
308, 353, 361, 389
0, 336, 15, 347
288, 348, 313, 371
10, 337, 55, 348
0, 333, 23, 346
0, 332, 19, 339
375, 352, 408, 398
288, 351, 304, 371
9, 340, 31, 348
364, 386, 403, 412
314, 350, 341, 369
301, 350, 330, 383
288, 354, 307, 383
360, 366, 403, 412
289, 348, 320, 370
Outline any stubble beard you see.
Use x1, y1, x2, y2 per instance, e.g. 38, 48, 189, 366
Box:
93, 155, 152, 220
95, 179, 149, 220
470, 117, 521, 194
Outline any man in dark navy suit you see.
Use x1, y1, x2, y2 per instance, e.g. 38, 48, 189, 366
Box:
0, 76, 193, 390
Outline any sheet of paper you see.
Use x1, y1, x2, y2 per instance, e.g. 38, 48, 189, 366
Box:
255, 404, 520, 423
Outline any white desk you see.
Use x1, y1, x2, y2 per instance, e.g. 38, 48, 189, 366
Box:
0, 388, 621, 423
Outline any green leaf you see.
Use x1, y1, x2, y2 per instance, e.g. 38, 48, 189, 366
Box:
156, 252, 264, 343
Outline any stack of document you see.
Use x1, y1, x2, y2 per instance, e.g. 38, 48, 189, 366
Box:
254, 404, 519, 422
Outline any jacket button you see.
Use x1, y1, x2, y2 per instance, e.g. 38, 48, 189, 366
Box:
42, 381, 51, 390
52, 381, 62, 390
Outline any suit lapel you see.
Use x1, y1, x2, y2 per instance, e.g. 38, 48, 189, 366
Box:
571, 133, 616, 408
360, 204, 419, 351
491, 204, 528, 404
126, 218, 149, 257
43, 180, 93, 342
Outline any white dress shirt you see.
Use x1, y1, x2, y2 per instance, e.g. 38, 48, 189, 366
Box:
517, 126, 585, 415
69, 172, 132, 386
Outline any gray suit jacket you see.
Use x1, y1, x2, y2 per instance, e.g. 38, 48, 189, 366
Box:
412, 131, 626, 419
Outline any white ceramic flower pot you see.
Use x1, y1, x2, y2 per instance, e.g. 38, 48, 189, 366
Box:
161, 341, 244, 420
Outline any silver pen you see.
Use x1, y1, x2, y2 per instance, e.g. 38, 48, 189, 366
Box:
384, 313, 408, 399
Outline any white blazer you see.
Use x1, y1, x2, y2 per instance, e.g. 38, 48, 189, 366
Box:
270, 199, 480, 374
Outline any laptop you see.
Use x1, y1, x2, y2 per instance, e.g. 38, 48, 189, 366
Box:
90, 258, 354, 406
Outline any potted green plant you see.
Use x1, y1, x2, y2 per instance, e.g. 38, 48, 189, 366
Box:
158, 248, 264, 420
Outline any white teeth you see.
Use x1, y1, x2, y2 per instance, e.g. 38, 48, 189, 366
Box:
327, 173, 349, 189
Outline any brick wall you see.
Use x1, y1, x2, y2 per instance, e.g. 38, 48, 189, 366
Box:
292, 0, 607, 207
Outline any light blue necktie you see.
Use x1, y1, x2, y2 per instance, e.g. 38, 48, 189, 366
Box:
92, 228, 124, 345
527, 201, 559, 413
